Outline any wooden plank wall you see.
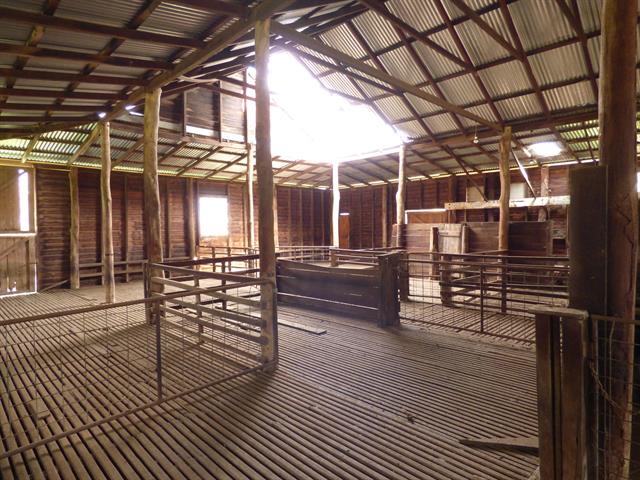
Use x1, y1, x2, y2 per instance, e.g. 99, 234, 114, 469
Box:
36, 168, 70, 288
35, 168, 331, 288
339, 165, 571, 250
275, 186, 330, 247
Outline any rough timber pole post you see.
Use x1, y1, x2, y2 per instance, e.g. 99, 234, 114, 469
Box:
246, 143, 255, 249
100, 121, 115, 303
332, 160, 340, 248
144, 88, 164, 321
395, 144, 406, 248
69, 167, 80, 289
498, 127, 511, 314
381, 185, 388, 248
255, 18, 278, 367
598, 0, 638, 476
498, 127, 511, 253
186, 178, 197, 260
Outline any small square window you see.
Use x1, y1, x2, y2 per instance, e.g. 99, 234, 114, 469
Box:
199, 196, 228, 237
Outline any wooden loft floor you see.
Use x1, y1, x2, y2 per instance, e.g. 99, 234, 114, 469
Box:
1, 282, 538, 480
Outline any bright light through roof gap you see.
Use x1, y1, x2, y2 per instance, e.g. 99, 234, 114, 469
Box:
528, 141, 562, 157
246, 52, 403, 164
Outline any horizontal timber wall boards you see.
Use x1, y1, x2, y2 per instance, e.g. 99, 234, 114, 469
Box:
391, 221, 550, 256
35, 168, 331, 289
339, 165, 571, 251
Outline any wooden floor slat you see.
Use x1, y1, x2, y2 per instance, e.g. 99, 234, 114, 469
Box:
1, 283, 539, 479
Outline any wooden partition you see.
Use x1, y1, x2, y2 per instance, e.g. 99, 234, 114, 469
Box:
394, 221, 552, 256
276, 251, 400, 327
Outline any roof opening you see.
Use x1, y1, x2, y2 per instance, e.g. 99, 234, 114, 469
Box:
247, 52, 403, 163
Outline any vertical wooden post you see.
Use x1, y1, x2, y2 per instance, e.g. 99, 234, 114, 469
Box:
535, 311, 563, 480
395, 144, 406, 247
430, 226, 440, 278
381, 185, 388, 248
460, 224, 469, 254
298, 189, 303, 246
331, 161, 340, 247
498, 127, 511, 253
440, 253, 453, 307
538, 165, 550, 222
245, 144, 255, 249
255, 18, 278, 367
378, 252, 400, 327
320, 189, 326, 245
598, 0, 638, 476
186, 178, 197, 259
398, 250, 409, 302
100, 121, 115, 304
123, 175, 130, 282
144, 88, 164, 304
27, 171, 36, 291
69, 167, 80, 289
273, 185, 279, 250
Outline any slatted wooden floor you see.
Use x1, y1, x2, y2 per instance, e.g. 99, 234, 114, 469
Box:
1, 283, 539, 479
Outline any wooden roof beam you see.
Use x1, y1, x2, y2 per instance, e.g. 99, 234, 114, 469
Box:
0, 67, 146, 86
67, 124, 99, 165
0, 6, 206, 49
0, 103, 111, 112
176, 146, 224, 176
203, 152, 248, 179
553, 0, 598, 98
0, 0, 61, 113
497, 0, 579, 165
356, 0, 469, 69
112, 137, 144, 169
101, 0, 297, 128
437, 0, 521, 60
271, 22, 500, 131
0, 44, 172, 70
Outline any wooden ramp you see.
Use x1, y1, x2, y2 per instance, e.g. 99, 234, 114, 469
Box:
1, 283, 538, 480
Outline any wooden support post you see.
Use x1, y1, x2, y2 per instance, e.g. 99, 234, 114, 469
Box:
123, 175, 130, 282
430, 226, 439, 278
378, 252, 400, 327
273, 185, 279, 250
498, 127, 511, 253
144, 88, 164, 308
569, 165, 607, 479
331, 161, 340, 247
395, 144, 406, 248
535, 311, 562, 480
398, 250, 409, 302
186, 178, 197, 259
255, 18, 278, 367
245, 143, 255, 249
27, 172, 36, 291
460, 224, 469, 254
320, 189, 326, 245
440, 253, 453, 307
538, 165, 550, 222
381, 185, 388, 248
100, 121, 115, 303
598, 0, 638, 476
69, 167, 80, 289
